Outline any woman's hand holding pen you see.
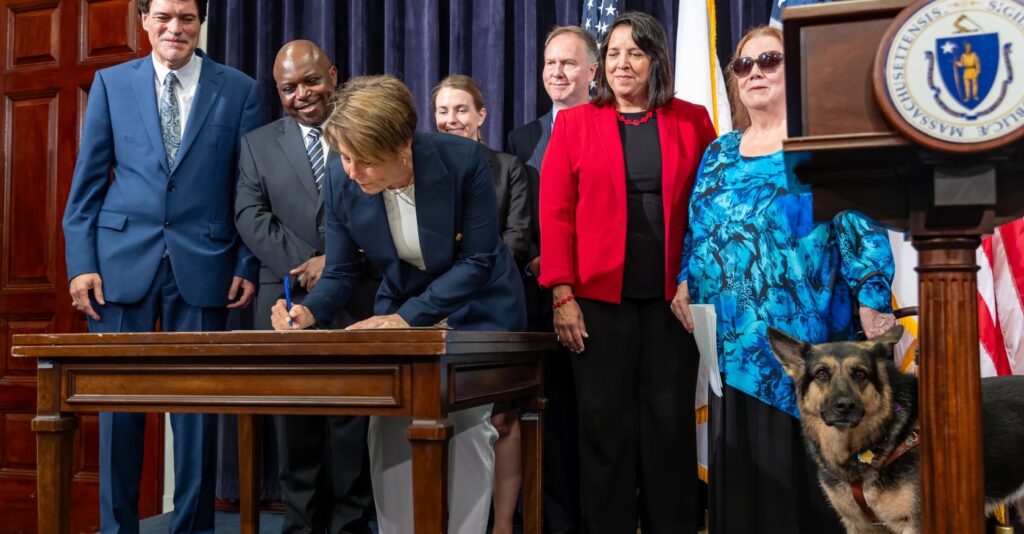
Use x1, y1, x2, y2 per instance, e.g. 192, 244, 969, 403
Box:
271, 300, 316, 330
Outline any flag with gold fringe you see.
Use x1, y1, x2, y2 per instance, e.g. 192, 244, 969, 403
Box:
674, 0, 732, 483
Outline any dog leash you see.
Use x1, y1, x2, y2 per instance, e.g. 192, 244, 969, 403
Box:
850, 423, 921, 525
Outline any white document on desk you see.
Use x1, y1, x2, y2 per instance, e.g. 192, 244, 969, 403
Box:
690, 304, 722, 397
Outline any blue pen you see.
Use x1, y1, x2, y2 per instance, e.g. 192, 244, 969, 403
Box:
283, 275, 294, 328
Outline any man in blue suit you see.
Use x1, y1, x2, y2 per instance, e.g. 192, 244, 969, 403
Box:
61, 0, 260, 532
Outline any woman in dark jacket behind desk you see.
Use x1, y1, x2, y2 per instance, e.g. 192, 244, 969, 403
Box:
539, 11, 717, 533
273, 74, 526, 534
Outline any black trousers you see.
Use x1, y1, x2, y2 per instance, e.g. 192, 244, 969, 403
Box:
256, 267, 379, 534
273, 414, 372, 534
708, 385, 844, 534
573, 297, 700, 534
527, 277, 581, 532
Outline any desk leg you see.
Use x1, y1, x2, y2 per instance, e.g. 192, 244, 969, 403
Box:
237, 414, 262, 534
520, 411, 543, 534
33, 363, 77, 534
407, 419, 454, 534
34, 414, 77, 534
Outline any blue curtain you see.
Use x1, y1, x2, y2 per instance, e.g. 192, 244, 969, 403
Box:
715, 0, 775, 67
207, 0, 583, 149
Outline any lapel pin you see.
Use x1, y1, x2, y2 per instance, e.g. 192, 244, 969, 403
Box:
455, 232, 463, 242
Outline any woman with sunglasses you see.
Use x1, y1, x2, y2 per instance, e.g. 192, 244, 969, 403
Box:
671, 26, 896, 534
540, 11, 717, 532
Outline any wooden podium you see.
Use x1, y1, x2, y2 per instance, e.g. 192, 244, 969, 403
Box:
12, 329, 555, 534
783, 1, 1024, 532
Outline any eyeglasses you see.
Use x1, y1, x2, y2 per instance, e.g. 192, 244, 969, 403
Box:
731, 51, 784, 78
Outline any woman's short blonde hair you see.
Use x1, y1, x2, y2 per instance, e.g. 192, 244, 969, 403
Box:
324, 75, 418, 164
727, 26, 784, 130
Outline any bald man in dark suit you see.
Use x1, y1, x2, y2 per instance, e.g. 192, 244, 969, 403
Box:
234, 40, 376, 534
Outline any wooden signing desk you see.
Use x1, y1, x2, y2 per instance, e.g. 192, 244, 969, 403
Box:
12, 329, 555, 534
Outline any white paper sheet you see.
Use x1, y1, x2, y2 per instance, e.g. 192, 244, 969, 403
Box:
690, 304, 722, 397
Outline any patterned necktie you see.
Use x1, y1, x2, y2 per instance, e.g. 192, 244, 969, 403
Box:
159, 72, 181, 167
306, 127, 326, 191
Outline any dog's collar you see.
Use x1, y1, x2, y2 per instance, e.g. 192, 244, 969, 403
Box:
850, 423, 921, 525
856, 424, 920, 469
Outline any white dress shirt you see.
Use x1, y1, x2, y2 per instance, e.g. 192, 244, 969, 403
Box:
381, 186, 426, 270
152, 52, 202, 136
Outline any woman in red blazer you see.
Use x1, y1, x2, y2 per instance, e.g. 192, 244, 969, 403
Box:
538, 12, 717, 533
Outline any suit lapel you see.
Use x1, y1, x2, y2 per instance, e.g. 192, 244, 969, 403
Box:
410, 135, 454, 274
174, 51, 224, 171
130, 58, 170, 175
528, 112, 553, 172
657, 103, 682, 218
593, 106, 626, 215
320, 150, 339, 215
277, 118, 320, 206
536, 111, 553, 159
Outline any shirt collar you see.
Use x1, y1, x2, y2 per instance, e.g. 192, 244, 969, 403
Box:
298, 121, 327, 142
152, 52, 201, 88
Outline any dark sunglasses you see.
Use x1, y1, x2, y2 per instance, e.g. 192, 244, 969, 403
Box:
731, 51, 784, 77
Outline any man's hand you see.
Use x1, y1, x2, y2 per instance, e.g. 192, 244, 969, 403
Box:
270, 300, 316, 330
528, 256, 541, 278
227, 276, 256, 309
69, 273, 104, 320
346, 314, 410, 330
291, 255, 326, 291
670, 281, 694, 333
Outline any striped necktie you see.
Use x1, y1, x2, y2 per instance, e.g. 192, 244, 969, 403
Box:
159, 72, 181, 167
306, 128, 325, 191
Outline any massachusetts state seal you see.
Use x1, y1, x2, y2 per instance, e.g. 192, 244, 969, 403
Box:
875, 0, 1024, 152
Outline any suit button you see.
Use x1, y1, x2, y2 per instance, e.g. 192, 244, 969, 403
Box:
167, 182, 176, 192
317, 226, 325, 233
164, 221, 171, 228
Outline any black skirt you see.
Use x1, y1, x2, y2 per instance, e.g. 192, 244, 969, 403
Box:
708, 385, 845, 534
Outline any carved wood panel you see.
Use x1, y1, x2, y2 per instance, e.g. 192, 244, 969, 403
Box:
80, 0, 138, 62
5, 1, 60, 69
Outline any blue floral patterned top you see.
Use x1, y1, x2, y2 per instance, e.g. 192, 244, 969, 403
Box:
679, 130, 894, 417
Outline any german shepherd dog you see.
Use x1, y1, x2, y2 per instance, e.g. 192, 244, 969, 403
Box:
767, 325, 1024, 534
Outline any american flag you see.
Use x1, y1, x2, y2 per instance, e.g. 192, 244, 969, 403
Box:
889, 219, 1024, 378
581, 0, 620, 40
977, 219, 1024, 377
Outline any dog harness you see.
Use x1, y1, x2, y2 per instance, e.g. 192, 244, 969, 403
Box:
850, 424, 921, 525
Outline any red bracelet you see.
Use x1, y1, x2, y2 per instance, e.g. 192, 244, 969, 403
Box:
552, 294, 574, 309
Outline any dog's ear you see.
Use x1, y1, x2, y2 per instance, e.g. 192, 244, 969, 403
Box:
767, 327, 807, 377
873, 324, 905, 357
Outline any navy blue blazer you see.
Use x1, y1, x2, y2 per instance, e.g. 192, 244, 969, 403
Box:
62, 51, 261, 307
302, 133, 526, 332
